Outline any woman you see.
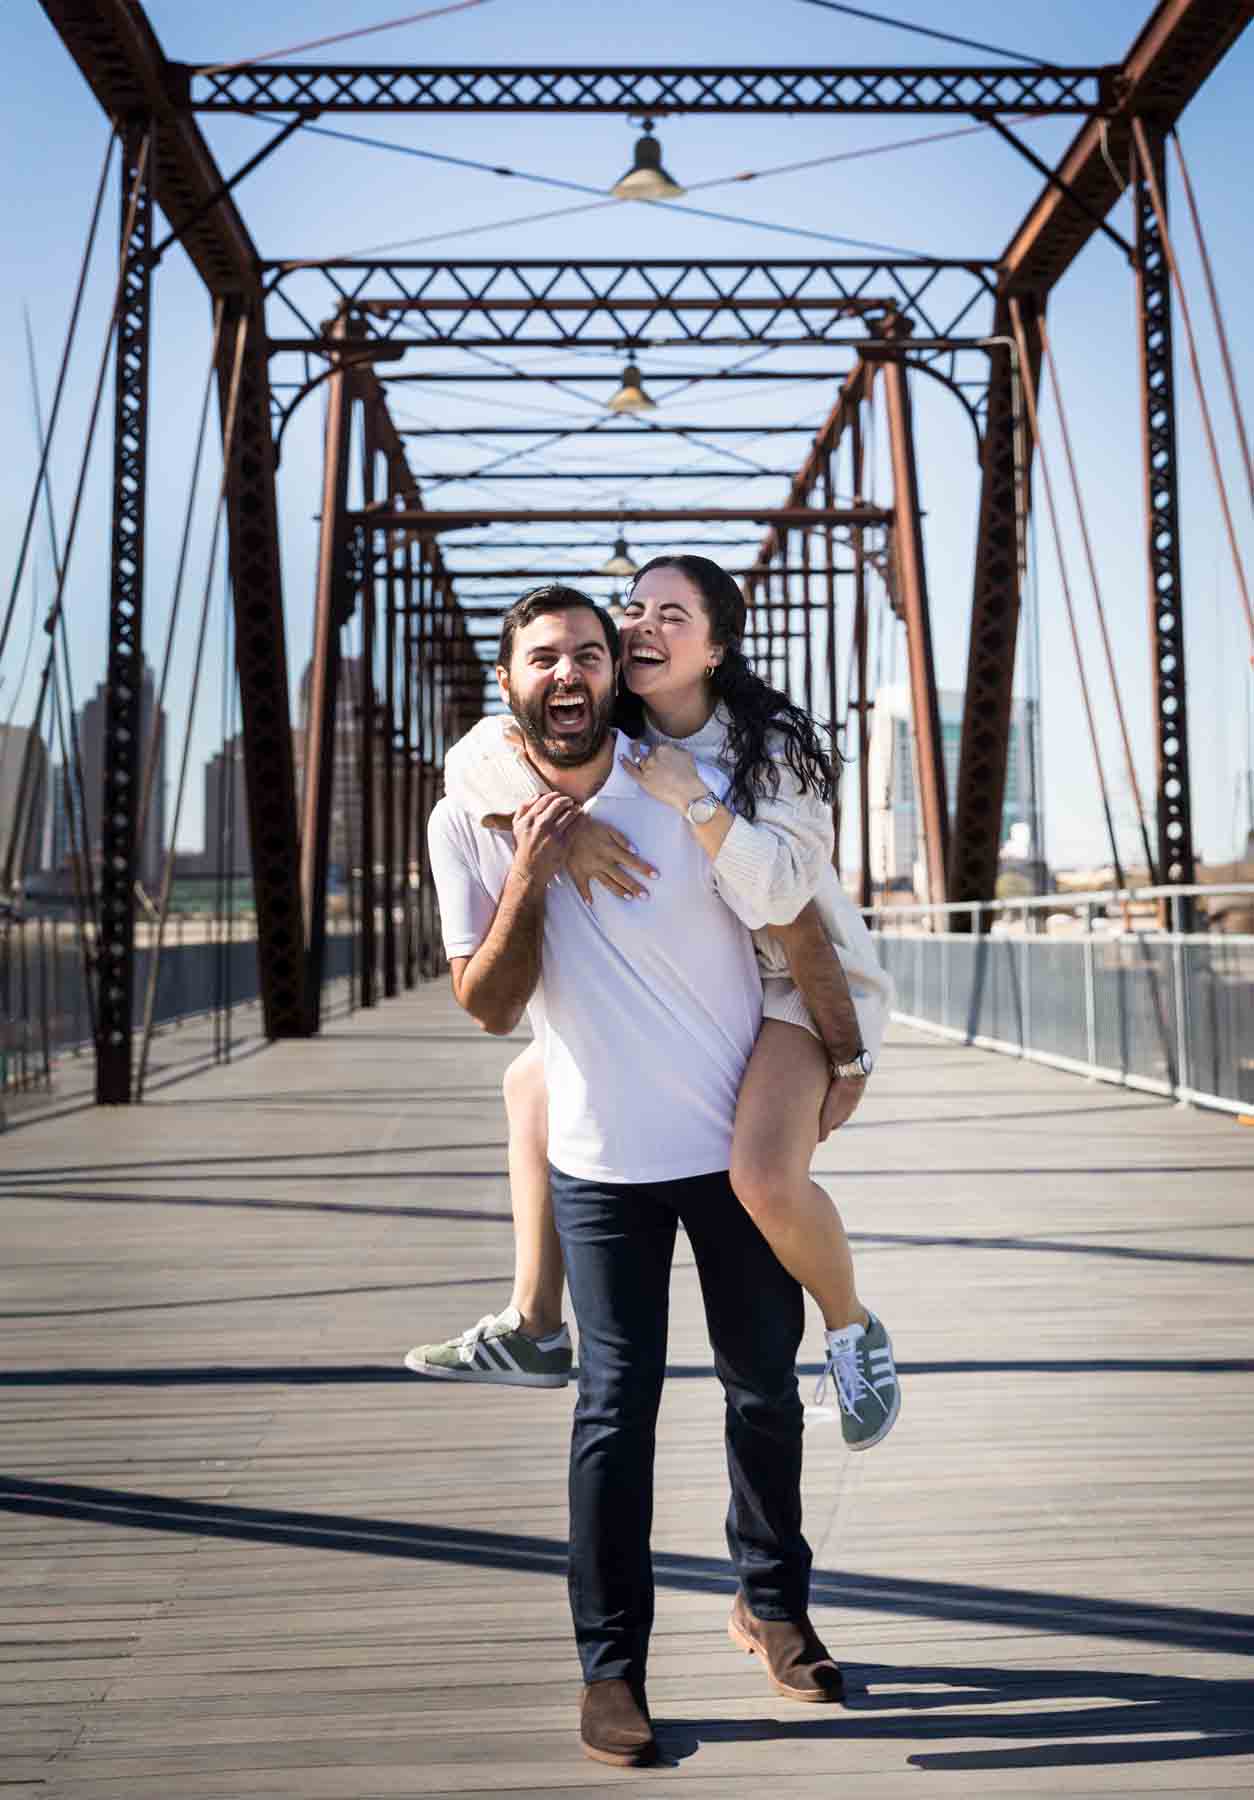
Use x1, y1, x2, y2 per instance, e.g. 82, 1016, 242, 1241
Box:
407, 556, 898, 1447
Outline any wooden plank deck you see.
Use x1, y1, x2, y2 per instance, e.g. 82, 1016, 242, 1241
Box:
2, 982, 1252, 1798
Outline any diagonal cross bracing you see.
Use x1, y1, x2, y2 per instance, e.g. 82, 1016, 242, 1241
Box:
181, 62, 1113, 115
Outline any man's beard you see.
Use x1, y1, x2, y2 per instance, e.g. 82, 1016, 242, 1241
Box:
510, 684, 616, 768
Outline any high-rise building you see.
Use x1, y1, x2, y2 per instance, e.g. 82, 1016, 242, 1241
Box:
0, 724, 50, 880
76, 660, 166, 891
296, 656, 367, 880
867, 684, 1043, 894
203, 732, 251, 877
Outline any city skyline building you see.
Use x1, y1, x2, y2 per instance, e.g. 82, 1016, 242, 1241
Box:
0, 723, 50, 882
76, 660, 166, 891
868, 683, 1044, 896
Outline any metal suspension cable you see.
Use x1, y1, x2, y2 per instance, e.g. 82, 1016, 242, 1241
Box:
274, 118, 1008, 270
1, 129, 115, 670
25, 303, 102, 937
260, 116, 930, 265
1038, 314, 1157, 883
196, 2, 495, 74
136, 315, 249, 1099
1131, 119, 1254, 654
1008, 297, 1125, 886
1171, 131, 1254, 515
17, 136, 153, 702
135, 301, 226, 870
792, 0, 1054, 66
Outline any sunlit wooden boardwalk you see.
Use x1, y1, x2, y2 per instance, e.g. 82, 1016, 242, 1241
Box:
2, 983, 1253, 1797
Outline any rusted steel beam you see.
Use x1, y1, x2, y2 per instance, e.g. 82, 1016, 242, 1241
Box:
1000, 0, 1254, 295
184, 63, 1113, 116
882, 352, 949, 905
40, 1, 258, 294
358, 403, 379, 1012
949, 295, 1038, 912
359, 507, 891, 530
218, 298, 310, 1037
95, 122, 153, 1105
849, 416, 873, 910
301, 324, 354, 1024
359, 295, 890, 317
414, 471, 802, 482
746, 363, 875, 576
440, 574, 854, 591
400, 427, 817, 437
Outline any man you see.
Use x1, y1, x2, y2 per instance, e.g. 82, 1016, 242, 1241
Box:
426, 585, 842, 1768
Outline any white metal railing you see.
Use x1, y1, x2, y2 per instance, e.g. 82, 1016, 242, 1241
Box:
865, 885, 1254, 1118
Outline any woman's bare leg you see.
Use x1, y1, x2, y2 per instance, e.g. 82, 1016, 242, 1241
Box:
729, 1020, 869, 1331
502, 1042, 564, 1337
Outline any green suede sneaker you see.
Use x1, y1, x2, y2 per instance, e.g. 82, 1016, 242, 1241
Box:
812, 1313, 900, 1450
404, 1305, 572, 1388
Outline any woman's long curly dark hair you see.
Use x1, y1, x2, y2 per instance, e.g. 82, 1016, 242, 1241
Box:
613, 554, 839, 822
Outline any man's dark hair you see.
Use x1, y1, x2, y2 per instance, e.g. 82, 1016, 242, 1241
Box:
496, 584, 621, 671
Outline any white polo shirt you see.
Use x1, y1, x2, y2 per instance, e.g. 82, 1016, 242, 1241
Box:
427, 731, 763, 1183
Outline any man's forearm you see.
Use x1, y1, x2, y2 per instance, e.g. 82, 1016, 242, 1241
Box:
772, 900, 862, 1064
455, 869, 546, 1034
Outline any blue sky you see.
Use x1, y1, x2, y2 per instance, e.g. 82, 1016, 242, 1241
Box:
2, 1, 1252, 872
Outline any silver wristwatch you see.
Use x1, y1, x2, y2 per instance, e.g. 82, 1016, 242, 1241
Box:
831, 1049, 873, 1081
685, 790, 720, 826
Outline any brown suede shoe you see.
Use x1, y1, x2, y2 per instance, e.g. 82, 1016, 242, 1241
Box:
579, 1677, 659, 1767
728, 1591, 844, 1703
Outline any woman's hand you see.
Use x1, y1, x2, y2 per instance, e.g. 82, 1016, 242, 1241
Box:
565, 814, 659, 905
619, 741, 708, 813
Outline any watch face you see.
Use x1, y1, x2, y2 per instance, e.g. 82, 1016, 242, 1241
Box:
688, 794, 717, 824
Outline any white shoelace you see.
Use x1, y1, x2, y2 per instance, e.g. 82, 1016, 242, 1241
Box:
814, 1348, 872, 1420
455, 1313, 500, 1365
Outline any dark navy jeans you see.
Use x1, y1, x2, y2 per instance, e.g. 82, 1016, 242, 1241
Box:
549, 1163, 811, 1687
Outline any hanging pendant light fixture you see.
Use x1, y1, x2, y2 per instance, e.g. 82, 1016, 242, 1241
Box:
610, 118, 686, 201
601, 537, 638, 578
607, 361, 656, 414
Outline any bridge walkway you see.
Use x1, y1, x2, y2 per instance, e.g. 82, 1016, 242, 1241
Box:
2, 983, 1252, 1796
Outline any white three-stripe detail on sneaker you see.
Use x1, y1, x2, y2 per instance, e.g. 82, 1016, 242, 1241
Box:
475, 1341, 509, 1372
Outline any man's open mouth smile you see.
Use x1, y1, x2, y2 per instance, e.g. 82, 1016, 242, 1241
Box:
546, 690, 590, 733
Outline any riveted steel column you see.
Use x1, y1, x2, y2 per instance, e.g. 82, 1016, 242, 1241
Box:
382, 523, 399, 999
1134, 122, 1196, 891
96, 122, 153, 1104
851, 407, 872, 909
301, 321, 354, 1023
401, 535, 418, 988
950, 295, 1037, 916
358, 421, 378, 1010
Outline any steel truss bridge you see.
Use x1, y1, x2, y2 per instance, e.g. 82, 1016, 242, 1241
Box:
22, 0, 1254, 1101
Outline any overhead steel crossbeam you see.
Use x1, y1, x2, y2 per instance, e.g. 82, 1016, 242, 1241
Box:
357, 506, 891, 531
264, 259, 998, 352
399, 426, 820, 436
182, 63, 1115, 115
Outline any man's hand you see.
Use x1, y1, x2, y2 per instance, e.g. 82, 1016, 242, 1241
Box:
512, 792, 578, 889
818, 1074, 865, 1141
